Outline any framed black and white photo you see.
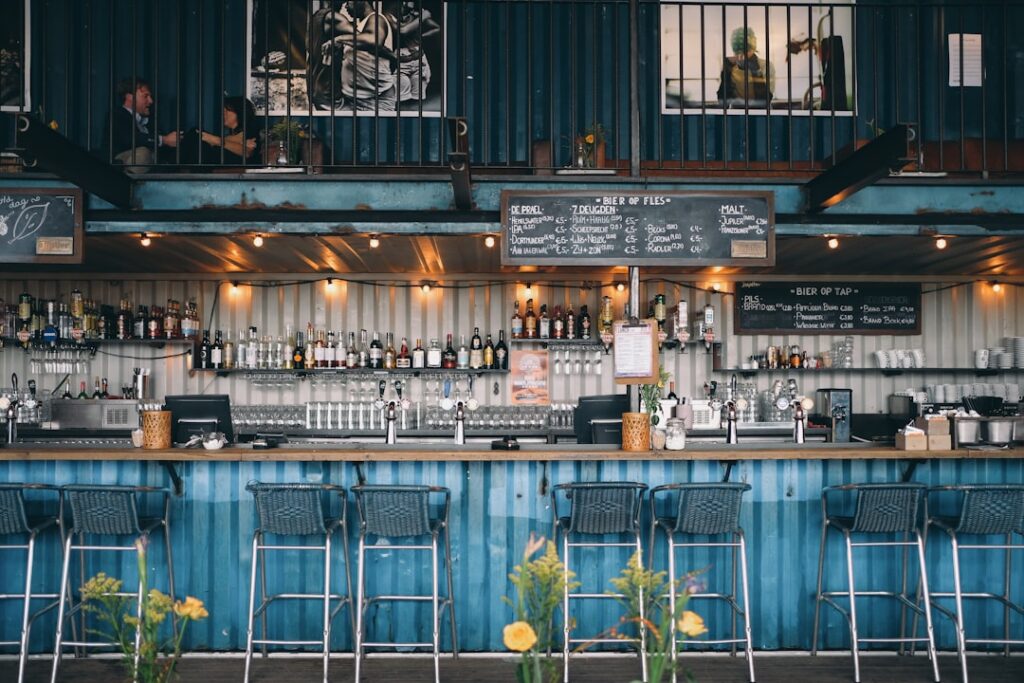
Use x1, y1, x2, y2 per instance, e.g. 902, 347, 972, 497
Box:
0, 0, 30, 112
660, 0, 855, 115
246, 0, 446, 117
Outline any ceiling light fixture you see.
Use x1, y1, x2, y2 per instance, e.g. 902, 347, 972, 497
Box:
421, 282, 432, 294
252, 234, 264, 247
992, 281, 1003, 293
616, 283, 625, 292
524, 282, 533, 297
711, 282, 722, 292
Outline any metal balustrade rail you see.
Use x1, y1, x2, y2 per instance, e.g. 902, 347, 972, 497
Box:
0, 0, 1021, 177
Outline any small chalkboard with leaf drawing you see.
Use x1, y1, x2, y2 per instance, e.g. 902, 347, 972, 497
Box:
0, 188, 84, 264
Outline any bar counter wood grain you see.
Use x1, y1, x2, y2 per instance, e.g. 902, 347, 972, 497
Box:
1, 444, 1021, 461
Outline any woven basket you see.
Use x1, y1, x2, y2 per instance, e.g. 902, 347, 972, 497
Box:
141, 410, 172, 450
621, 412, 651, 451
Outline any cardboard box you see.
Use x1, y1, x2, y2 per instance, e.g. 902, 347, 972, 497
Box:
914, 416, 950, 435
896, 431, 928, 451
928, 434, 952, 451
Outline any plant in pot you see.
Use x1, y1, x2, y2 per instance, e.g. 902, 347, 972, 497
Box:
267, 120, 308, 165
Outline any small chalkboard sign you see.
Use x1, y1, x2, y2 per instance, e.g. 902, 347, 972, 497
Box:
501, 190, 773, 266
735, 282, 922, 335
0, 188, 84, 264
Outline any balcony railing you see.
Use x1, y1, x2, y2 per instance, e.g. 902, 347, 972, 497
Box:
1, 0, 1022, 177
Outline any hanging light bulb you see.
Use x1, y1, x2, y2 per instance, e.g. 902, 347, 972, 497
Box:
616, 283, 625, 292
992, 281, 1003, 293
711, 282, 722, 292
935, 237, 947, 250
140, 233, 152, 247
252, 234, 264, 247
524, 282, 533, 297
483, 235, 496, 248
421, 282, 432, 294
827, 237, 840, 250
369, 235, 381, 249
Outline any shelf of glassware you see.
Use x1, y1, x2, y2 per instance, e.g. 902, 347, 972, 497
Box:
1, 337, 196, 350
191, 367, 510, 379
508, 338, 716, 353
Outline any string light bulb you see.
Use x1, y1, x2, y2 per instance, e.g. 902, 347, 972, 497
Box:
827, 237, 840, 250
421, 282, 432, 294
140, 233, 152, 247
369, 235, 381, 249
935, 237, 947, 250
484, 235, 496, 248
711, 282, 722, 292
524, 282, 533, 297
252, 234, 264, 248
230, 281, 239, 294
616, 283, 625, 292
326, 278, 334, 290
992, 281, 1003, 293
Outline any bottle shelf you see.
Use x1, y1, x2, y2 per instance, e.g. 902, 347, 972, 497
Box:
510, 338, 605, 350
193, 367, 510, 378
2, 337, 196, 350
716, 366, 1021, 377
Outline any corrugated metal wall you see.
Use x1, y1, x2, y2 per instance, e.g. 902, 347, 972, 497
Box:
2, 277, 1022, 411
1, 276, 1023, 653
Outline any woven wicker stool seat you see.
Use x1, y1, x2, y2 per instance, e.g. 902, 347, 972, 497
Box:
0, 484, 61, 683
650, 482, 755, 683
552, 481, 648, 683
50, 484, 175, 683
812, 483, 940, 683
243, 482, 353, 683
925, 485, 1024, 683
351, 485, 457, 683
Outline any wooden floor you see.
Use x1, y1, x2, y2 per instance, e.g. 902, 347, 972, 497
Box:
6, 653, 1024, 683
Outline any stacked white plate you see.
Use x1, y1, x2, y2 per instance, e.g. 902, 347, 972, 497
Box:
997, 352, 1013, 369
988, 347, 1005, 369
1013, 337, 1024, 368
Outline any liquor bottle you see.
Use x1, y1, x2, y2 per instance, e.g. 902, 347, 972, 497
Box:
524, 299, 537, 339
494, 330, 509, 370
511, 300, 523, 339
565, 305, 576, 340
92, 377, 102, 399
483, 334, 495, 369
456, 334, 470, 369
369, 331, 384, 369
469, 327, 483, 369
600, 296, 614, 334
235, 329, 247, 368
579, 304, 592, 340
211, 330, 224, 369
538, 304, 551, 339
77, 380, 89, 400
164, 299, 181, 339
315, 330, 326, 368
42, 300, 59, 346
100, 378, 110, 399
115, 298, 131, 340
290, 332, 304, 368
304, 331, 316, 370
666, 381, 679, 403
552, 305, 564, 339
397, 337, 412, 369
346, 332, 358, 369
147, 306, 163, 339
199, 330, 211, 369
442, 333, 458, 369
426, 338, 442, 368
134, 305, 148, 339
247, 327, 259, 369
62, 381, 73, 400
383, 332, 397, 369
653, 294, 667, 331
412, 338, 426, 369
326, 330, 338, 368
358, 330, 370, 368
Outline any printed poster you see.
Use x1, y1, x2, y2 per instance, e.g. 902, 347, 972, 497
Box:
510, 349, 549, 406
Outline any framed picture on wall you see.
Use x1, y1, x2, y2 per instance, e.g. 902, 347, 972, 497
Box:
660, 0, 855, 115
246, 0, 446, 117
0, 0, 30, 113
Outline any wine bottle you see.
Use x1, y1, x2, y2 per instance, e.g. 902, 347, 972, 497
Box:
91, 376, 102, 399
77, 380, 89, 400
413, 338, 427, 369
442, 333, 457, 369
369, 331, 384, 369
469, 327, 483, 369
538, 304, 551, 339
211, 330, 223, 369
495, 330, 509, 370
199, 330, 211, 369
524, 299, 537, 339
384, 332, 397, 369
511, 300, 523, 339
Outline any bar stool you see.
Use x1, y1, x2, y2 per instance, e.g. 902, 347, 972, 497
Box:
243, 482, 354, 683
925, 484, 1024, 683
50, 484, 175, 683
0, 484, 62, 683
351, 485, 457, 683
649, 482, 755, 683
812, 483, 939, 683
552, 481, 648, 683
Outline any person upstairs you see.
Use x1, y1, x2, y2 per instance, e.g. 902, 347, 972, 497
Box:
105, 77, 179, 172
717, 27, 775, 105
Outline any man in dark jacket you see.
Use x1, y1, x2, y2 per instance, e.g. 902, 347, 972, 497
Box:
105, 77, 179, 172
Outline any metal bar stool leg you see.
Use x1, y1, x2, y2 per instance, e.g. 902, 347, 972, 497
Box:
163, 518, 178, 641
562, 528, 570, 683
322, 532, 332, 683
341, 523, 356, 640
354, 537, 366, 683
731, 539, 739, 656
667, 532, 678, 683
636, 532, 648, 683
898, 531, 910, 655
811, 517, 828, 655
132, 540, 146, 682
259, 537, 268, 658
432, 532, 441, 683
444, 525, 458, 658
948, 530, 969, 683
738, 531, 755, 683
17, 530, 38, 683
914, 530, 940, 683
50, 532, 74, 683
843, 531, 862, 683
243, 531, 259, 683
1004, 533, 1013, 657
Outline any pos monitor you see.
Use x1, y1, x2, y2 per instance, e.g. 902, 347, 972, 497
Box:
573, 394, 631, 444
164, 394, 234, 445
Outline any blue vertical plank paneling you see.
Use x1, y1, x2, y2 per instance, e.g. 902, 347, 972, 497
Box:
1, 456, 1022, 655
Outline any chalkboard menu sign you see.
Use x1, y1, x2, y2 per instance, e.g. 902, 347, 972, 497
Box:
735, 282, 922, 335
0, 188, 84, 264
501, 190, 773, 266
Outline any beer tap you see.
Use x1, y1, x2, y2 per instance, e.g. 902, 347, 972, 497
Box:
4, 372, 20, 444
725, 400, 739, 445
454, 401, 466, 445
793, 402, 806, 444
384, 401, 398, 444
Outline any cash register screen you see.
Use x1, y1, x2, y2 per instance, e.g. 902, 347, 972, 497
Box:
574, 394, 631, 444
164, 394, 234, 445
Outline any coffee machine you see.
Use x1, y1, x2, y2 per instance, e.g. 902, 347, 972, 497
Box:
813, 388, 852, 442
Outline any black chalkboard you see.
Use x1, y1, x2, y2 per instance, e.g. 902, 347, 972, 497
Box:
735, 282, 922, 335
0, 188, 84, 264
501, 190, 774, 266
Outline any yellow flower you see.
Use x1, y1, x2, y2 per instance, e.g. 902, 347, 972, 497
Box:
48, 120, 59, 131
584, 134, 595, 145
678, 610, 707, 637
173, 596, 209, 621
503, 621, 537, 652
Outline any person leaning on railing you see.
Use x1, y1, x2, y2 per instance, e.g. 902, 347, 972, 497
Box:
177, 96, 263, 167
716, 27, 776, 107
104, 77, 180, 173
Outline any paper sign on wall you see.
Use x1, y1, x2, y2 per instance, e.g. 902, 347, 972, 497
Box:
510, 349, 550, 405
949, 34, 982, 87
613, 319, 658, 385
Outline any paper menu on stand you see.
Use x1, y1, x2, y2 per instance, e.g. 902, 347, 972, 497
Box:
613, 319, 658, 385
